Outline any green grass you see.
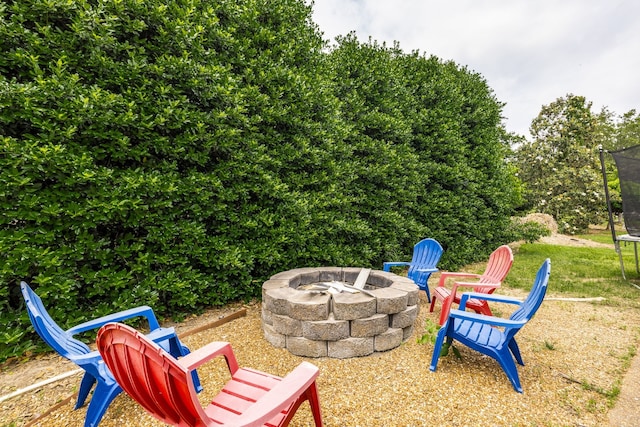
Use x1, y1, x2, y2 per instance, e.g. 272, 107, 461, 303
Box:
575, 230, 619, 244
504, 229, 640, 306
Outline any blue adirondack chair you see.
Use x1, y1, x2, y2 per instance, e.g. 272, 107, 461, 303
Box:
429, 259, 550, 393
20, 281, 199, 427
383, 238, 444, 302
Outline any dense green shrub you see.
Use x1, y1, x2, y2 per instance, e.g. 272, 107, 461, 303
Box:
1, 0, 520, 360
327, 36, 521, 267
0, 0, 342, 359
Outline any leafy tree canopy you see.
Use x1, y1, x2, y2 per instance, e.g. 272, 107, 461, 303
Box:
512, 94, 606, 233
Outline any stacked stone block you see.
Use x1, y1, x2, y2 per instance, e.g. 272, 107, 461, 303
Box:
262, 267, 420, 358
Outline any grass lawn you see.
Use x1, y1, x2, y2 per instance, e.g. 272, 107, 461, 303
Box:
506, 227, 640, 306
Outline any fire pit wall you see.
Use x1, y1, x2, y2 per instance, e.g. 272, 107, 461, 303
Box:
261, 267, 420, 359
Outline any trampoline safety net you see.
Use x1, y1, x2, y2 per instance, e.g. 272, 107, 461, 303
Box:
612, 145, 640, 237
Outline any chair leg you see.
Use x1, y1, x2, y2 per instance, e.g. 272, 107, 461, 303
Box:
277, 383, 323, 427
508, 339, 524, 366
82, 381, 121, 427
429, 326, 450, 371
496, 351, 523, 393
307, 381, 324, 427
429, 294, 437, 313
438, 296, 454, 326
473, 301, 493, 316
162, 336, 203, 393
75, 372, 97, 409
616, 241, 627, 280
178, 343, 203, 393
423, 286, 431, 304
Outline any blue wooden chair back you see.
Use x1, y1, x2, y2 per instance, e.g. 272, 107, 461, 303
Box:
407, 238, 444, 277
21, 282, 92, 359
407, 238, 444, 299
509, 259, 550, 324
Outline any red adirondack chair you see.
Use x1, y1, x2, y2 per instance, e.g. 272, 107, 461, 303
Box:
429, 245, 514, 325
97, 322, 323, 427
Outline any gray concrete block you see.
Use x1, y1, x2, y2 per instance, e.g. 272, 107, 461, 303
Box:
264, 286, 298, 315
287, 291, 331, 321
374, 327, 403, 352
286, 336, 328, 358
262, 323, 286, 348
332, 292, 376, 320
372, 287, 409, 314
261, 304, 273, 325
261, 279, 290, 300
402, 324, 415, 341
390, 281, 420, 306
271, 313, 302, 336
350, 313, 389, 337
302, 317, 349, 341
390, 305, 419, 329
328, 337, 374, 358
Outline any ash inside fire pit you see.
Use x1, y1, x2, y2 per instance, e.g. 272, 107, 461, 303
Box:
261, 267, 420, 358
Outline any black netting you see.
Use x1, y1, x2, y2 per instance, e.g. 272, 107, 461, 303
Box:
612, 145, 640, 236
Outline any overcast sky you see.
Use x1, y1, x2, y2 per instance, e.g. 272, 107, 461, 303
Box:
311, 0, 640, 138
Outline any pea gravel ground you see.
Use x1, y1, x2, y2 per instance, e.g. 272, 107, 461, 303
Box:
2, 238, 640, 427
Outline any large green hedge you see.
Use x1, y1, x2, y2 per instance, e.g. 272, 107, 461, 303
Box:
1, 0, 520, 360
327, 36, 521, 265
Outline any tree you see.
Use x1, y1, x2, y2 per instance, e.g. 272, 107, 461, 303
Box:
615, 110, 640, 150
513, 94, 606, 233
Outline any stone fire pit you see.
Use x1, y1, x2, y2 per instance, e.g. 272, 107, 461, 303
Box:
261, 267, 420, 358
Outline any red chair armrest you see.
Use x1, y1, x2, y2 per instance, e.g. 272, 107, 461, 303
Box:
458, 292, 522, 309
436, 272, 480, 287
236, 362, 320, 426
178, 341, 240, 374
451, 281, 500, 294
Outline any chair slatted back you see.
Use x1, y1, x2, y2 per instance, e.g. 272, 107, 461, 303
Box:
407, 238, 444, 283
475, 245, 514, 293
97, 323, 205, 426
509, 259, 550, 327
21, 282, 91, 358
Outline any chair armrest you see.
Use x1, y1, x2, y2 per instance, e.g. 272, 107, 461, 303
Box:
450, 281, 500, 296
383, 262, 410, 272
145, 327, 187, 355
146, 327, 179, 342
68, 350, 103, 365
66, 305, 161, 336
236, 362, 320, 426
178, 341, 240, 374
458, 292, 523, 310
414, 268, 438, 274
449, 309, 526, 328
436, 272, 480, 286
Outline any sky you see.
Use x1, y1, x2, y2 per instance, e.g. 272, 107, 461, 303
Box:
311, 0, 640, 138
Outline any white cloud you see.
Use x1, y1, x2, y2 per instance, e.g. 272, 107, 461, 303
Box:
311, 0, 640, 137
